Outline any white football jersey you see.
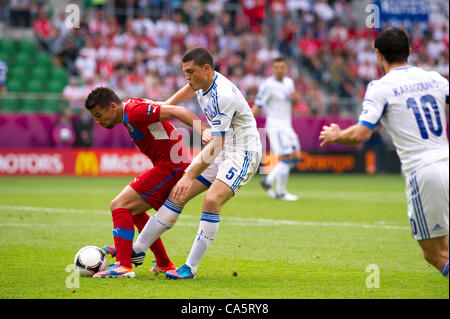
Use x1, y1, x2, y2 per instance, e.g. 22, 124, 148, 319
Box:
254, 75, 295, 128
196, 72, 262, 152
358, 65, 449, 175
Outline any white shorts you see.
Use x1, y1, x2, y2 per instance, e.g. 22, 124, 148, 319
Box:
267, 126, 300, 156
188, 149, 262, 194
405, 160, 449, 241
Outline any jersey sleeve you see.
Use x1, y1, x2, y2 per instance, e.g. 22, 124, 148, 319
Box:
254, 82, 270, 108
210, 95, 234, 136
429, 71, 449, 100
438, 73, 449, 103
357, 81, 388, 130
127, 102, 161, 126
287, 78, 295, 94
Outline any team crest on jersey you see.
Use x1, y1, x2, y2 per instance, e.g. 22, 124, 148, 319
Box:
204, 105, 215, 122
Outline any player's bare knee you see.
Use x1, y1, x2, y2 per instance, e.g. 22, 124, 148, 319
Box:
109, 198, 121, 212
202, 196, 224, 213
110, 196, 131, 212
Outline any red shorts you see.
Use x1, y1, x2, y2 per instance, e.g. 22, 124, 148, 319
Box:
129, 163, 188, 210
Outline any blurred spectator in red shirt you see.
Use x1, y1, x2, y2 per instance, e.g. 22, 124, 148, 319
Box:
293, 99, 310, 117
299, 29, 322, 58
241, 0, 265, 34
278, 17, 297, 57
33, 9, 52, 52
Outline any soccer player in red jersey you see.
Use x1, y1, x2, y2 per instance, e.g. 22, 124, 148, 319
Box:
83, 87, 209, 278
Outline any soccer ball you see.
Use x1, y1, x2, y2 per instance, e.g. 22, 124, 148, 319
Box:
74, 246, 107, 277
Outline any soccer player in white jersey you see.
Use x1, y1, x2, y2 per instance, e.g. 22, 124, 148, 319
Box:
129, 46, 262, 279
253, 57, 301, 201
319, 28, 449, 279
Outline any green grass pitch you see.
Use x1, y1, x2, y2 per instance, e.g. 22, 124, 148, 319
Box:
0, 174, 448, 299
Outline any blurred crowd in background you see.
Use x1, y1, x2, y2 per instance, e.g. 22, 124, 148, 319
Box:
1, 0, 448, 117
0, 0, 449, 152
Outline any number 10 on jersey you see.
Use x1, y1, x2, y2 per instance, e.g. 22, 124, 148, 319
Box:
406, 94, 443, 139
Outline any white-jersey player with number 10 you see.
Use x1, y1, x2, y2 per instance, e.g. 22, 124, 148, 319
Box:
320, 27, 449, 279
253, 57, 301, 201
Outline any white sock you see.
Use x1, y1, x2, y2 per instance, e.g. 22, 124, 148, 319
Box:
276, 160, 292, 195
132, 199, 183, 254
186, 212, 220, 274
266, 160, 286, 186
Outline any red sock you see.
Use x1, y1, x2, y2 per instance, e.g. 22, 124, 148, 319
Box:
111, 208, 134, 269
149, 236, 171, 267
132, 212, 150, 233
132, 213, 171, 267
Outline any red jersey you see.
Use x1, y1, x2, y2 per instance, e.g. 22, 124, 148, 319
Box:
122, 98, 190, 166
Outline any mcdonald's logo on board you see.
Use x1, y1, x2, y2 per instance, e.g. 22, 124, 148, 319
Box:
75, 151, 98, 175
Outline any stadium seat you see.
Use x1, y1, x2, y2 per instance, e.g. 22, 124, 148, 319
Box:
34, 53, 52, 67
31, 66, 48, 79
0, 40, 15, 56
17, 40, 36, 55
26, 80, 45, 92
6, 79, 24, 92
0, 97, 18, 112
0, 52, 10, 64
9, 66, 28, 81
46, 80, 65, 93
50, 67, 68, 84
14, 52, 33, 67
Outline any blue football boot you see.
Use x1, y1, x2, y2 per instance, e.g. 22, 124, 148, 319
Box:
165, 264, 196, 279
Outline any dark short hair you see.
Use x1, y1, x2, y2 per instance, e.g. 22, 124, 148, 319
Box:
374, 27, 410, 64
85, 87, 121, 110
182, 46, 214, 67
272, 56, 287, 64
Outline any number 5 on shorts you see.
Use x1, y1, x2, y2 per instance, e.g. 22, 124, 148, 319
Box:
226, 167, 238, 180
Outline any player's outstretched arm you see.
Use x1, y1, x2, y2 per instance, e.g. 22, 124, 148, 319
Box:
159, 105, 212, 144
319, 123, 373, 146
164, 84, 196, 105
290, 91, 299, 106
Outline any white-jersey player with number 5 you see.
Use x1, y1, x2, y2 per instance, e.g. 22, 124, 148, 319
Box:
165, 47, 262, 279
129, 46, 262, 280
319, 28, 449, 279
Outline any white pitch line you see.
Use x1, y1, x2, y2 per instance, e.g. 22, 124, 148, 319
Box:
0, 205, 409, 230
0, 205, 102, 214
